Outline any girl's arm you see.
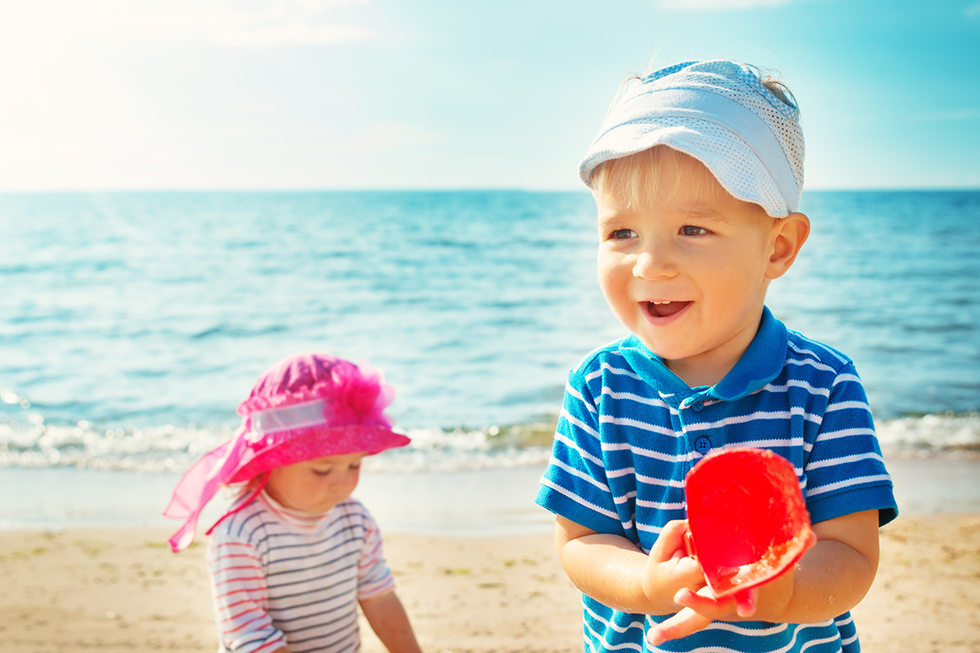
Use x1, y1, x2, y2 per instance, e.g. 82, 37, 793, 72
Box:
359, 590, 423, 653
649, 509, 880, 644
207, 538, 288, 653
556, 515, 707, 615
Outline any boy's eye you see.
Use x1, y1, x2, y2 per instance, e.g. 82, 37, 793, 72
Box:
312, 468, 333, 476
610, 228, 637, 240
349, 463, 361, 471
680, 225, 709, 236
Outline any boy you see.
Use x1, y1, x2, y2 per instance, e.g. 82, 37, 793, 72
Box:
535, 60, 896, 652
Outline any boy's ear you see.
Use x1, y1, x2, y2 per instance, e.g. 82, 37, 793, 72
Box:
765, 212, 810, 280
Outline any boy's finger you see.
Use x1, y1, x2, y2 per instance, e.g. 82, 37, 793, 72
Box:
650, 519, 689, 559
806, 528, 818, 550
662, 559, 705, 597
673, 587, 738, 619
646, 607, 712, 646
734, 588, 758, 617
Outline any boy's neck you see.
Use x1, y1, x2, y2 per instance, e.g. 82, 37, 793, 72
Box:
665, 359, 733, 390
661, 311, 765, 390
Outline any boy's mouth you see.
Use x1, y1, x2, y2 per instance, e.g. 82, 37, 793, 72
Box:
646, 300, 691, 318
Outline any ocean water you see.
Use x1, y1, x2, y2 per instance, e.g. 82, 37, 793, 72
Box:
1, 189, 979, 482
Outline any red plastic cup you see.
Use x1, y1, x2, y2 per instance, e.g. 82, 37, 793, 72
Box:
684, 447, 811, 598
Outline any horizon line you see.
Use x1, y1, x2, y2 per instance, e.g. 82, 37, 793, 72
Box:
2, 185, 979, 196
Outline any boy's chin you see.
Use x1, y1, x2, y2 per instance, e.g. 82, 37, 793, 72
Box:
633, 333, 685, 360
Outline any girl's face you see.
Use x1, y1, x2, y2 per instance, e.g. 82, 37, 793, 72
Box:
265, 452, 365, 513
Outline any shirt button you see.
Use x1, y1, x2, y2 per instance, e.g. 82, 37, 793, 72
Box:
695, 437, 711, 454
691, 399, 704, 412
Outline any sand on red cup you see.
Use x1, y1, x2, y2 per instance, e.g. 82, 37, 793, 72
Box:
684, 447, 812, 598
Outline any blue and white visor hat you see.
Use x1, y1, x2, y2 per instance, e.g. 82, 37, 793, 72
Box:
579, 60, 805, 218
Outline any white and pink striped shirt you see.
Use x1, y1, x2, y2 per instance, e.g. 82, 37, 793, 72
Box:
206, 491, 395, 653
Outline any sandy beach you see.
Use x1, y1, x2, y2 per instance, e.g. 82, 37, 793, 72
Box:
1, 512, 977, 653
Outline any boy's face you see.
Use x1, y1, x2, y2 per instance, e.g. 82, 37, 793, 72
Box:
266, 452, 365, 514
595, 151, 779, 385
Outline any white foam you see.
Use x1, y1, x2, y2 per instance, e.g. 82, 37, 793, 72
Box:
0, 421, 552, 473
1, 413, 975, 475
875, 413, 980, 457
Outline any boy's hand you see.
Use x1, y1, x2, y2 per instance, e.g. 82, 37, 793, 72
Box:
647, 528, 817, 645
556, 516, 706, 615
646, 585, 759, 646
641, 519, 706, 609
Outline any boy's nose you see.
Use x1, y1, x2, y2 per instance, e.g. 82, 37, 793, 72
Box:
632, 245, 675, 280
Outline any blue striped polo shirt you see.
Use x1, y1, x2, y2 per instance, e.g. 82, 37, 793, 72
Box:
536, 307, 897, 653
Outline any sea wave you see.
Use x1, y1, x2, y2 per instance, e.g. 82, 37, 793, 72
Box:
0, 416, 556, 474
874, 412, 980, 458
0, 411, 977, 473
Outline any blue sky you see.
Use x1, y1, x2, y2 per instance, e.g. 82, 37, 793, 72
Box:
0, 0, 977, 192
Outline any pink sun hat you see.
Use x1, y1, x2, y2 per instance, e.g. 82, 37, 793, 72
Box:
163, 352, 410, 552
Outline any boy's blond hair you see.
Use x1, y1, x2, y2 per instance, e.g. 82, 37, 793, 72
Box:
590, 146, 713, 210
591, 146, 769, 221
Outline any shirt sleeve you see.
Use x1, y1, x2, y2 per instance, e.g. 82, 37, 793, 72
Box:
207, 536, 287, 653
356, 512, 395, 601
535, 361, 625, 536
804, 362, 898, 526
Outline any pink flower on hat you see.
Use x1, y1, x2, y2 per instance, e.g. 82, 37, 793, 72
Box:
324, 360, 395, 430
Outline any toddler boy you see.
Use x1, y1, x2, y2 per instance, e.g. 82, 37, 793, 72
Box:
535, 60, 896, 652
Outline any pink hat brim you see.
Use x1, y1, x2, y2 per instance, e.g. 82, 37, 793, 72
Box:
229, 425, 410, 484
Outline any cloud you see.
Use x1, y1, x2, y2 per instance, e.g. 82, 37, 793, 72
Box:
0, 0, 376, 48
965, 2, 980, 18
659, 0, 792, 9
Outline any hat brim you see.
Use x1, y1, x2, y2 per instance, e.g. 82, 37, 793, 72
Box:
580, 121, 790, 217
229, 425, 410, 484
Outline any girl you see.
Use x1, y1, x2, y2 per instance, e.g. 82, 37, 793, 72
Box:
165, 352, 422, 653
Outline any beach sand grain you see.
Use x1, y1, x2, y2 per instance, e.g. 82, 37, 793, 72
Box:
1, 516, 977, 653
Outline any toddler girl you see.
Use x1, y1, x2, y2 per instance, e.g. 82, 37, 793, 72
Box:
165, 352, 422, 653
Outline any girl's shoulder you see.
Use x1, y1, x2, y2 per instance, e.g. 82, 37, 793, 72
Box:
208, 493, 275, 545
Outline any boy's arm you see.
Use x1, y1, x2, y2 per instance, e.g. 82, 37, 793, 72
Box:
774, 508, 880, 621
650, 509, 880, 644
359, 590, 423, 653
556, 515, 706, 615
